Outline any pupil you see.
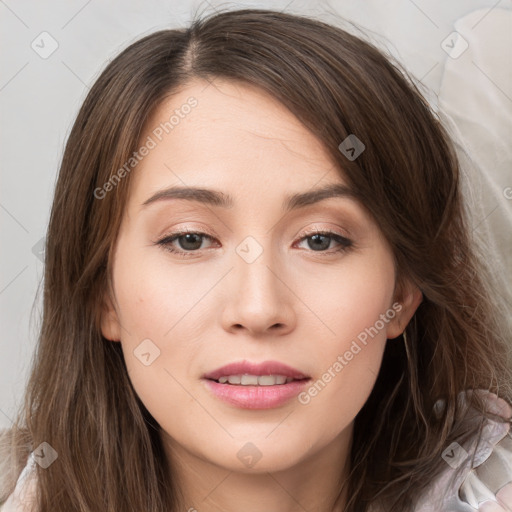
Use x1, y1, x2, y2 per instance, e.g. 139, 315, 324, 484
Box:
309, 234, 329, 251
180, 233, 201, 250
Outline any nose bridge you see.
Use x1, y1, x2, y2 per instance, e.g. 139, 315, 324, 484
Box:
222, 233, 295, 334
234, 234, 281, 303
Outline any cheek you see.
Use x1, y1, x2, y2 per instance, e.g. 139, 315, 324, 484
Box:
295, 310, 388, 447
112, 245, 212, 342
110, 250, 204, 419
293, 254, 394, 432
295, 249, 396, 347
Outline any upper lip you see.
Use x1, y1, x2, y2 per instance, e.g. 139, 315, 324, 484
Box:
202, 360, 310, 381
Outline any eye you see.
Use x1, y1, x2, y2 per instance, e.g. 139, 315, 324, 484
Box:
155, 228, 353, 257
294, 229, 353, 254
156, 229, 217, 257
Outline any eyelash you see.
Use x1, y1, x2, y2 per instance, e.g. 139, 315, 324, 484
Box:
154, 227, 353, 258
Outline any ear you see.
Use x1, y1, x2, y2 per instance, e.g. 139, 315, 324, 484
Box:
385, 277, 423, 340
100, 291, 122, 342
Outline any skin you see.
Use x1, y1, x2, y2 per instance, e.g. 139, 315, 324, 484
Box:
100, 78, 423, 512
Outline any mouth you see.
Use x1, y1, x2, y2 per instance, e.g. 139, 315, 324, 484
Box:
211, 374, 306, 386
202, 360, 311, 409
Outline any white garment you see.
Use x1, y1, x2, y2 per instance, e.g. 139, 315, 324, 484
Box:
0, 451, 37, 512
412, 391, 512, 511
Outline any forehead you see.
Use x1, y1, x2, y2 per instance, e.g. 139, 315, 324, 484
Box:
145, 78, 328, 150
129, 78, 344, 207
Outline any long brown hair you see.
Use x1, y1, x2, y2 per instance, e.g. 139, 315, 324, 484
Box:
2, 8, 511, 511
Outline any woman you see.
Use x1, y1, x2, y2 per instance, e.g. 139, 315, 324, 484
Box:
1, 8, 511, 512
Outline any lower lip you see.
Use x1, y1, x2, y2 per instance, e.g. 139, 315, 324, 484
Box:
203, 379, 310, 409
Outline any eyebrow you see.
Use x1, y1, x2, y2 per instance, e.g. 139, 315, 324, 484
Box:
141, 182, 357, 212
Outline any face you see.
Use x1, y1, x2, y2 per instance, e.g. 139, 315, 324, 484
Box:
101, 78, 422, 475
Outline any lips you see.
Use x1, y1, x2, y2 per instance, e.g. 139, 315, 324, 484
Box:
202, 360, 311, 409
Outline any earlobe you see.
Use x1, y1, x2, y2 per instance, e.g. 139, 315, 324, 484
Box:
100, 292, 122, 342
386, 279, 423, 340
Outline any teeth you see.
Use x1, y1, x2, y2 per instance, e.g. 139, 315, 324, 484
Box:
216, 374, 296, 386
241, 374, 259, 385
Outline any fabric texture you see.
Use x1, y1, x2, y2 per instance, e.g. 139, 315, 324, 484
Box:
412, 391, 512, 511
437, 7, 512, 289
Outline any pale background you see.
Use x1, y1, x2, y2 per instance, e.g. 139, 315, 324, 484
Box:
1, 0, 511, 430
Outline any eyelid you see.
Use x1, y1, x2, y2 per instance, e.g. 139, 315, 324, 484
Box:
156, 224, 217, 240
157, 221, 352, 240
296, 224, 351, 241
155, 224, 350, 244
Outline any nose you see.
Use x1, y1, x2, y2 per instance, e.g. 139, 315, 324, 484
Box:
220, 242, 297, 337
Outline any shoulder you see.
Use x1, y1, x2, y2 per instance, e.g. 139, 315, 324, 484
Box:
415, 390, 512, 511
0, 452, 38, 512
